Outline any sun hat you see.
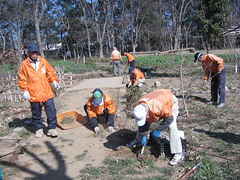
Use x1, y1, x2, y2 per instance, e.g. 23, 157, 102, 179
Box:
92, 88, 103, 105
27, 42, 39, 52
194, 52, 203, 63
133, 104, 147, 126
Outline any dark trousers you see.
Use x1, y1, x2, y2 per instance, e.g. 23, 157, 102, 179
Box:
30, 98, 57, 131
84, 105, 114, 128
211, 68, 226, 104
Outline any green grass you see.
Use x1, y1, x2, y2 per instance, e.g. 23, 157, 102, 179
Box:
75, 150, 88, 161
181, 157, 238, 180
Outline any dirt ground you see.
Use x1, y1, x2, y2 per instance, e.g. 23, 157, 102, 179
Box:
0, 54, 240, 179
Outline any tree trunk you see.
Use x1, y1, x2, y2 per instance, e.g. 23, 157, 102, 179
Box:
33, 0, 45, 58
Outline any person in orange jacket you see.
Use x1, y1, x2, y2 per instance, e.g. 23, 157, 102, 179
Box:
126, 89, 184, 166
84, 88, 116, 133
124, 52, 135, 74
18, 42, 60, 138
128, 68, 145, 87
194, 53, 226, 108
110, 47, 123, 77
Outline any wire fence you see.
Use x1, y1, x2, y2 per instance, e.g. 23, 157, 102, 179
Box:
0, 66, 74, 102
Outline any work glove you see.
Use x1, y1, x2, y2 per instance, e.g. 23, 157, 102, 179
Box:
141, 136, 147, 146
152, 130, 161, 140
110, 62, 112, 65
53, 81, 60, 90
23, 91, 30, 100
94, 127, 99, 133
107, 126, 116, 133
128, 82, 132, 88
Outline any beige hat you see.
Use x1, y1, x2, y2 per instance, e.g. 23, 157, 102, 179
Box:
133, 104, 147, 126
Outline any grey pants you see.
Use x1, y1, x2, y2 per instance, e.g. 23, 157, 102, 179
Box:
113, 60, 121, 76
136, 95, 182, 154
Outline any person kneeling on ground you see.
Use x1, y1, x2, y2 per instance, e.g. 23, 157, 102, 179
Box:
126, 89, 184, 166
18, 42, 60, 138
128, 68, 145, 88
84, 88, 116, 133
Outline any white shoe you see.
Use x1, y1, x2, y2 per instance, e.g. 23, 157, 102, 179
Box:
217, 103, 225, 108
107, 126, 116, 133
47, 129, 59, 137
169, 153, 184, 166
35, 129, 43, 138
94, 127, 99, 133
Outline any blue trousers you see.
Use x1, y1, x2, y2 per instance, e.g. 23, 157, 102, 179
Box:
84, 105, 114, 128
30, 98, 57, 131
211, 69, 226, 104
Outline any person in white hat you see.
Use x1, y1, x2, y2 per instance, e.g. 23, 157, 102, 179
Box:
126, 89, 184, 165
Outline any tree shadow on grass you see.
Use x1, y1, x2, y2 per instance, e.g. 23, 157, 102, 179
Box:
0, 141, 71, 180
194, 129, 240, 144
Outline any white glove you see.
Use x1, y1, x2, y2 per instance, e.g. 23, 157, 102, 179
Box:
128, 82, 132, 87
23, 91, 30, 100
53, 81, 60, 90
108, 126, 116, 133
94, 127, 99, 133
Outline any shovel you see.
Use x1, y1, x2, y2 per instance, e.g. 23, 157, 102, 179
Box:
137, 146, 145, 160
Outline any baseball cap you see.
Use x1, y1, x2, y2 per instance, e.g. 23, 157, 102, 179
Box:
133, 104, 147, 126
27, 42, 39, 52
194, 52, 203, 63
92, 88, 103, 105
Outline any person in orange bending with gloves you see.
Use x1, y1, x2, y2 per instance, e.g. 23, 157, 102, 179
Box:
84, 88, 116, 133
124, 52, 135, 74
18, 42, 60, 138
126, 89, 184, 166
194, 53, 226, 108
110, 47, 123, 77
128, 68, 145, 88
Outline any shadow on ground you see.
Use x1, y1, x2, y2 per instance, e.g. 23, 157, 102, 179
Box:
0, 141, 71, 180
194, 129, 240, 144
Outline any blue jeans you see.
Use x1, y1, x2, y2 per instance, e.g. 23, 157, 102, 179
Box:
113, 60, 121, 76
211, 69, 226, 104
30, 98, 57, 131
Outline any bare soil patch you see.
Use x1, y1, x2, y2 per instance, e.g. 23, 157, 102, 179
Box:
0, 57, 240, 179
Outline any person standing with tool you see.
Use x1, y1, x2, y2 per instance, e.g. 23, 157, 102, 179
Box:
194, 52, 226, 108
126, 89, 184, 166
18, 42, 60, 138
128, 68, 145, 88
124, 52, 135, 74
110, 47, 123, 77
84, 88, 116, 134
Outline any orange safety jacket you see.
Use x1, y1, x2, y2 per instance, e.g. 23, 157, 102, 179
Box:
86, 92, 115, 120
110, 50, 122, 62
130, 68, 145, 86
202, 54, 224, 80
18, 56, 59, 103
135, 89, 174, 123
125, 52, 135, 63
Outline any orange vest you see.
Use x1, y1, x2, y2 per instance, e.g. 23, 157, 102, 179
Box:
135, 89, 174, 123
86, 92, 115, 119
202, 54, 224, 80
18, 56, 58, 103
125, 53, 135, 62
130, 69, 145, 86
